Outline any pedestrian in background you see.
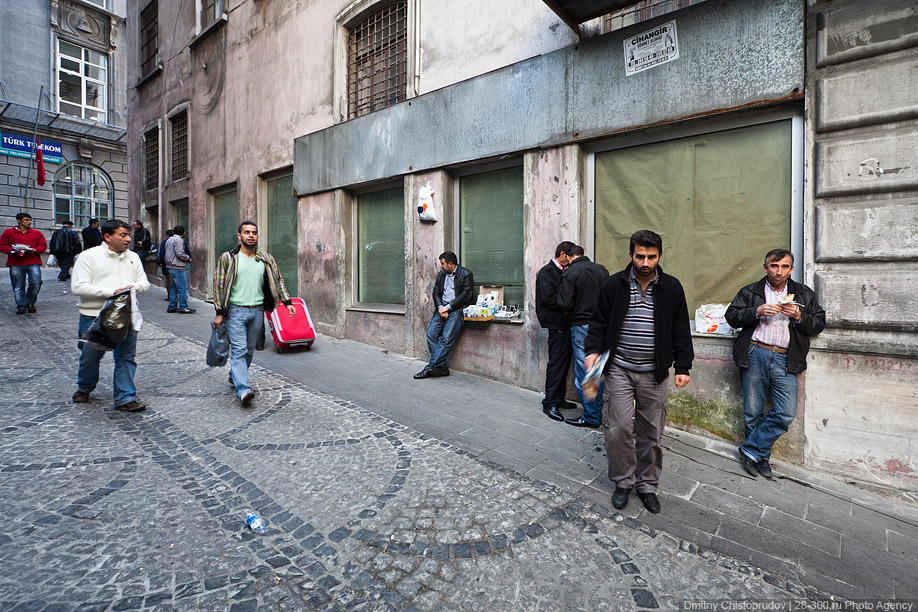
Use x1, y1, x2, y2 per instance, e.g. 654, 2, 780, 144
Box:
213, 221, 295, 407
131, 220, 152, 264
414, 251, 474, 379
164, 225, 195, 314
71, 219, 150, 411
556, 244, 609, 428
49, 219, 82, 281
82, 218, 103, 249
156, 229, 174, 298
584, 230, 693, 514
535, 240, 577, 422
725, 249, 825, 479
0, 212, 47, 314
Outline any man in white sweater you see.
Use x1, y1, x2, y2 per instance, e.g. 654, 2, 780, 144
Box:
71, 220, 150, 411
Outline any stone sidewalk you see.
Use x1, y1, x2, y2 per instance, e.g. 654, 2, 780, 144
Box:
0, 270, 916, 610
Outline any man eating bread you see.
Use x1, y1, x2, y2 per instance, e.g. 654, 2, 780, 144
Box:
724, 249, 826, 479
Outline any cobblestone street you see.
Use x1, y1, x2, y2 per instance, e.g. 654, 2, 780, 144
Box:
0, 273, 912, 611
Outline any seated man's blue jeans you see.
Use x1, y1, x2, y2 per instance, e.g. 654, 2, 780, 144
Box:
740, 344, 798, 462
226, 305, 264, 398
571, 324, 603, 425
425, 309, 463, 370
77, 314, 138, 406
168, 269, 188, 310
10, 264, 41, 309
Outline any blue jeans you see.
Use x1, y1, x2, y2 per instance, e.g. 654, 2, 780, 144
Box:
740, 344, 798, 462
168, 269, 188, 310
10, 264, 41, 309
425, 310, 463, 370
571, 324, 603, 425
226, 305, 264, 398
77, 314, 138, 406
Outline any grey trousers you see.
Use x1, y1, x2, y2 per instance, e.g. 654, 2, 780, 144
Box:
601, 363, 668, 493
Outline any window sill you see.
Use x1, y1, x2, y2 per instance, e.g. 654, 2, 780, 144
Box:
347, 304, 406, 315
189, 14, 228, 50
135, 64, 163, 89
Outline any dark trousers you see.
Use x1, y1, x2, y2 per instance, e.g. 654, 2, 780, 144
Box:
543, 327, 573, 407
57, 253, 76, 280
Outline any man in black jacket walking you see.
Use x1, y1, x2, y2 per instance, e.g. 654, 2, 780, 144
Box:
535, 241, 576, 421
725, 249, 825, 479
414, 251, 474, 379
49, 220, 82, 281
82, 219, 103, 249
557, 245, 609, 428
584, 230, 693, 514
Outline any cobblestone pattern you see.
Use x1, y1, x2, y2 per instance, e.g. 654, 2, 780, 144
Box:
0, 276, 825, 610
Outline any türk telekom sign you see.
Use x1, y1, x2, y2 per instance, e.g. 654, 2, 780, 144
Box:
0, 131, 64, 164
624, 20, 679, 76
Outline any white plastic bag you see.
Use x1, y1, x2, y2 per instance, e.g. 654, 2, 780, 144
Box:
417, 181, 438, 222
130, 288, 143, 333
47, 254, 57, 267
694, 303, 736, 335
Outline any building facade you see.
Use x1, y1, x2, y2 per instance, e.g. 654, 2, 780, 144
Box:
0, 0, 129, 249
127, 0, 918, 490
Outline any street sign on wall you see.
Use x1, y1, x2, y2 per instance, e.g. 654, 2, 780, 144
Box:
0, 131, 64, 164
624, 20, 680, 76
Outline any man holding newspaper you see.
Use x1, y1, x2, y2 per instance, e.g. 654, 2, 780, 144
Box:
583, 230, 693, 514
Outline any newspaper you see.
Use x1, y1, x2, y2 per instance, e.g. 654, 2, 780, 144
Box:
582, 350, 610, 402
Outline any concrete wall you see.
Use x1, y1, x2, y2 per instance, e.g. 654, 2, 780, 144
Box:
805, 0, 918, 486
127, 0, 579, 296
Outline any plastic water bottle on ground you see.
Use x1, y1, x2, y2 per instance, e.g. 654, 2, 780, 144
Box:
244, 509, 267, 534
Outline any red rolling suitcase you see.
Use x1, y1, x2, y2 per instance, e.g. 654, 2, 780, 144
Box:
266, 297, 316, 352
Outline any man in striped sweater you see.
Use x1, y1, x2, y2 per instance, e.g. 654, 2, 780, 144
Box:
584, 230, 694, 514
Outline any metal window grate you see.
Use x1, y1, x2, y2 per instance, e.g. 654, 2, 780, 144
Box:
144, 127, 159, 191
140, 0, 158, 76
347, 2, 407, 119
171, 111, 188, 181
602, 0, 704, 33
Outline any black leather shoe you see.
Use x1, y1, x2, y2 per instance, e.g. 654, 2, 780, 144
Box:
542, 405, 564, 422
756, 459, 773, 479
167, 308, 177, 313
742, 455, 759, 478
565, 417, 600, 429
428, 367, 450, 377
638, 491, 661, 514
612, 487, 631, 509
413, 369, 432, 379
560, 401, 579, 411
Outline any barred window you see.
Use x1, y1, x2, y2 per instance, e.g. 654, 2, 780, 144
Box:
171, 111, 188, 181
347, 2, 407, 119
144, 127, 159, 191
140, 0, 159, 77
602, 0, 705, 33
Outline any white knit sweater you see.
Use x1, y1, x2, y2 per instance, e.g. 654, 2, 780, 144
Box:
71, 244, 150, 316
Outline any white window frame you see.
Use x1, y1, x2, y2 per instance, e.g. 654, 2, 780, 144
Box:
53, 163, 115, 227
57, 38, 108, 123
196, 0, 225, 34
584, 106, 804, 283
334, 0, 419, 123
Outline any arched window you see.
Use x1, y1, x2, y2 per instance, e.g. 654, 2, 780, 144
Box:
53, 163, 114, 227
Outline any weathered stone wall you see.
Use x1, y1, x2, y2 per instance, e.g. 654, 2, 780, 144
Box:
805, 0, 918, 486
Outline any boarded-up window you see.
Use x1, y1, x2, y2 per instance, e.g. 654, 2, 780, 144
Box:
357, 187, 405, 304
170, 111, 188, 181
594, 120, 792, 314
460, 166, 525, 306
347, 2, 407, 119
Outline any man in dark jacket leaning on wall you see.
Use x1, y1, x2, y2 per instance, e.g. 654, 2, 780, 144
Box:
536, 241, 577, 421
414, 251, 474, 379
725, 248, 826, 480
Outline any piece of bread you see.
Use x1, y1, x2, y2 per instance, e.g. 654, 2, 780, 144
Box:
779, 293, 795, 304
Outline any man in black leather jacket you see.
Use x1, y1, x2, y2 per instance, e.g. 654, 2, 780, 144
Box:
536, 241, 576, 421
414, 251, 474, 379
725, 249, 826, 480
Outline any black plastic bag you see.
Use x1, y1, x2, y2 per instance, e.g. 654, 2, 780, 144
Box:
81, 290, 132, 351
